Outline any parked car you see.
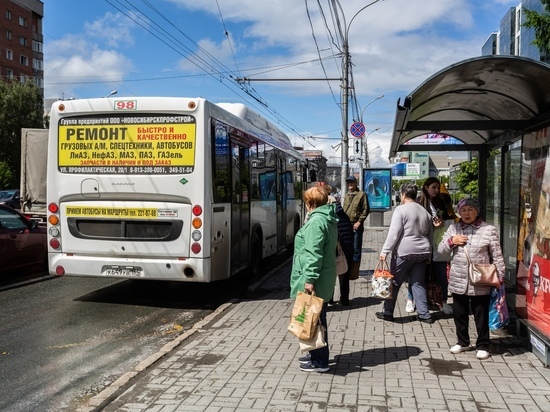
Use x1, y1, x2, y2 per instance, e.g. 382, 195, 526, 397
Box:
0, 204, 47, 272
0, 189, 20, 209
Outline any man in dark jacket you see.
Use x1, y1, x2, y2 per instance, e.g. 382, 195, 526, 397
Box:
343, 176, 370, 279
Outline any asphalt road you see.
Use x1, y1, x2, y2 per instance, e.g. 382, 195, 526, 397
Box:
0, 265, 276, 412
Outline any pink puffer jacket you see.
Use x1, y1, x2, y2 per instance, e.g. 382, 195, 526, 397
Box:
437, 221, 505, 296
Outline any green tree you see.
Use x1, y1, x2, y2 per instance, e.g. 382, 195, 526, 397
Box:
0, 79, 44, 188
522, 0, 550, 60
453, 156, 478, 198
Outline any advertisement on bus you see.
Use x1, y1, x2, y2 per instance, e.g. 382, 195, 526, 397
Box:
362, 168, 392, 211
57, 114, 197, 174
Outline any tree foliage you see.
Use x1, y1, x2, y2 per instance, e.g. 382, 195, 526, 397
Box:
522, 0, 550, 58
453, 156, 478, 198
0, 79, 44, 188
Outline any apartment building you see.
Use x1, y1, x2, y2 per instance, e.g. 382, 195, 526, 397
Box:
0, 0, 44, 92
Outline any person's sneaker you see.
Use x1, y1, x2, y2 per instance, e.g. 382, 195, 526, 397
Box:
299, 362, 330, 373
476, 350, 490, 360
375, 311, 394, 321
450, 344, 474, 354
405, 299, 416, 313
298, 354, 311, 364
441, 303, 453, 314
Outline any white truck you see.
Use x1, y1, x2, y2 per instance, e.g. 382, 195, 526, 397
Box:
20, 128, 48, 223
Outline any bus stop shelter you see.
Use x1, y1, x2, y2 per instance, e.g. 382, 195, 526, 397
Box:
390, 55, 550, 212
389, 55, 550, 366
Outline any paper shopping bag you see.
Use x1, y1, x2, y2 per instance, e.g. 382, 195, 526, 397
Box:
298, 323, 327, 353
288, 291, 324, 340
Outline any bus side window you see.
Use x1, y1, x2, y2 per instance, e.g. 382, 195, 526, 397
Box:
212, 120, 231, 203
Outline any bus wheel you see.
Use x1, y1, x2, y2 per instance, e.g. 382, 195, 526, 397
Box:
248, 232, 262, 279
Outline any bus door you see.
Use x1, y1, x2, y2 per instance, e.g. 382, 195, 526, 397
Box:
230, 143, 250, 273
276, 156, 286, 250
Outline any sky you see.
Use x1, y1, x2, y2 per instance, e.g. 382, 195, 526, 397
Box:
43, 0, 521, 167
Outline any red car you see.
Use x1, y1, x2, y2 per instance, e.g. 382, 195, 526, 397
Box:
0, 205, 47, 272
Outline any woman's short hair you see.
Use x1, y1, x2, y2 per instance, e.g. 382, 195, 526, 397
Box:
304, 186, 328, 209
400, 183, 418, 200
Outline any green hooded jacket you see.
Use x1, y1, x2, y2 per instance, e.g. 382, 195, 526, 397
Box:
290, 204, 338, 301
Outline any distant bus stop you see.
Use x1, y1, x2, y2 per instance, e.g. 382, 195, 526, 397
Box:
389, 55, 550, 366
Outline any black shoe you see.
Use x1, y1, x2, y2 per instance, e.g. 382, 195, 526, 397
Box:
340, 299, 350, 306
419, 317, 435, 324
375, 312, 394, 321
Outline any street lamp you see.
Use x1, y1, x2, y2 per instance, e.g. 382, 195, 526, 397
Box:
363, 127, 380, 168
359, 95, 384, 124
103, 90, 117, 98
358, 94, 384, 171
338, 0, 382, 198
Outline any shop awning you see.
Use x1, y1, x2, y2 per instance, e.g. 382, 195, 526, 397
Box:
390, 56, 550, 156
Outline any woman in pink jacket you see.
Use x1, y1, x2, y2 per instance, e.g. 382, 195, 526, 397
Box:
437, 198, 505, 360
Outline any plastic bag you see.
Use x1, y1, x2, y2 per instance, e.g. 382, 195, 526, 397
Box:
298, 323, 327, 353
489, 284, 509, 330
371, 260, 393, 299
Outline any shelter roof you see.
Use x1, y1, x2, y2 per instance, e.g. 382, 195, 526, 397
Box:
390, 56, 550, 156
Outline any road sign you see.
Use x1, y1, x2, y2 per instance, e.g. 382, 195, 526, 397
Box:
350, 122, 365, 138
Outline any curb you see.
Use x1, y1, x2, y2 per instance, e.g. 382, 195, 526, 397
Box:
79, 257, 292, 412
79, 300, 236, 412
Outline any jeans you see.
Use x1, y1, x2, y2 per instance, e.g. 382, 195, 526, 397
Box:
383, 255, 431, 320
407, 261, 449, 302
309, 302, 329, 368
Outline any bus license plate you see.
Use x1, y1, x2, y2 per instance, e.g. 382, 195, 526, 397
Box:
103, 266, 143, 278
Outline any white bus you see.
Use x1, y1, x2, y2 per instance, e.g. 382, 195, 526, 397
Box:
46, 97, 310, 282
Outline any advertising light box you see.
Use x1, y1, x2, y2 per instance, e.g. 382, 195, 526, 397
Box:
363, 168, 392, 211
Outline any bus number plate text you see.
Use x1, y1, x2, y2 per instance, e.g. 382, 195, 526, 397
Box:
103, 266, 143, 278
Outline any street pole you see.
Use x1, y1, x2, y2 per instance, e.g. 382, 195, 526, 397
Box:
340, 40, 350, 199
337, 0, 382, 199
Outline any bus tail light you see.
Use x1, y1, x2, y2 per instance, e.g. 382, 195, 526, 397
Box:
192, 205, 202, 216
191, 243, 201, 254
48, 215, 59, 225
48, 203, 59, 213
192, 217, 202, 229
55, 266, 65, 276
49, 238, 61, 249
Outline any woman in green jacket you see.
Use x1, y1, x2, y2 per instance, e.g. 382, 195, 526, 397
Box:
290, 186, 338, 373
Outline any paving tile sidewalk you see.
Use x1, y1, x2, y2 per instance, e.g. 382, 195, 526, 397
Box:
86, 211, 550, 412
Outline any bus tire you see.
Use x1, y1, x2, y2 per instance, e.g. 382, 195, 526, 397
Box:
248, 231, 262, 279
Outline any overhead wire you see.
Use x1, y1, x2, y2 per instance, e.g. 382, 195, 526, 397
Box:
304, 0, 339, 105
215, 0, 241, 77
134, 0, 314, 144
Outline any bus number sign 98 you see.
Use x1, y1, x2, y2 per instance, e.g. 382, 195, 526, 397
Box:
114, 100, 137, 110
